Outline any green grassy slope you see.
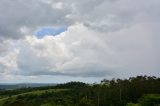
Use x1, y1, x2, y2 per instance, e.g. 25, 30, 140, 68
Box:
0, 89, 68, 106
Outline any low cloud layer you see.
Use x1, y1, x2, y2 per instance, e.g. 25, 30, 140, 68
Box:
0, 0, 160, 82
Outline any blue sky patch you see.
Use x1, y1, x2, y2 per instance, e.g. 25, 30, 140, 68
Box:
36, 27, 67, 38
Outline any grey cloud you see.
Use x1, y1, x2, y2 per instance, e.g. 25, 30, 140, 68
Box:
1, 0, 160, 40
64, 0, 134, 32
0, 64, 6, 73
0, 0, 72, 39
0, 0, 160, 80
65, 0, 160, 33
2, 21, 160, 78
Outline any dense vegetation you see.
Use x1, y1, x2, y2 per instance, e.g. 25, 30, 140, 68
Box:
0, 75, 160, 106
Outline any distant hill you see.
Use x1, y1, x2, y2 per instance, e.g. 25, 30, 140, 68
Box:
0, 83, 57, 90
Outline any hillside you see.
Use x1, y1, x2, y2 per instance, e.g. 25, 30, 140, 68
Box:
0, 76, 160, 106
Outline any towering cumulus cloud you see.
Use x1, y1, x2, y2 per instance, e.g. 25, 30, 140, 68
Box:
0, 0, 159, 82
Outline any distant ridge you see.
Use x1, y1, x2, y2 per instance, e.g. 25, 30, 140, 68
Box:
0, 83, 57, 90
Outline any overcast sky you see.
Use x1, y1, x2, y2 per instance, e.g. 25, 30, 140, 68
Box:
0, 0, 160, 83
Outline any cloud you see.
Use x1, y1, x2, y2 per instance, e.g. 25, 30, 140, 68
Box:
1, 22, 159, 78
0, 0, 160, 81
0, 0, 71, 39
0, 41, 18, 74
1, 0, 160, 40
16, 24, 113, 77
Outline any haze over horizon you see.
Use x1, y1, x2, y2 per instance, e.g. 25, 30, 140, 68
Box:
0, 0, 160, 83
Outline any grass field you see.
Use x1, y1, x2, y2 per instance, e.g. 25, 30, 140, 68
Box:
0, 89, 68, 106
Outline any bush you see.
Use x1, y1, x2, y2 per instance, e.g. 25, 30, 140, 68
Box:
79, 97, 95, 106
138, 94, 160, 106
126, 103, 141, 106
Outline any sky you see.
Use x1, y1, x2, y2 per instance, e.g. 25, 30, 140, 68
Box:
0, 0, 160, 83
